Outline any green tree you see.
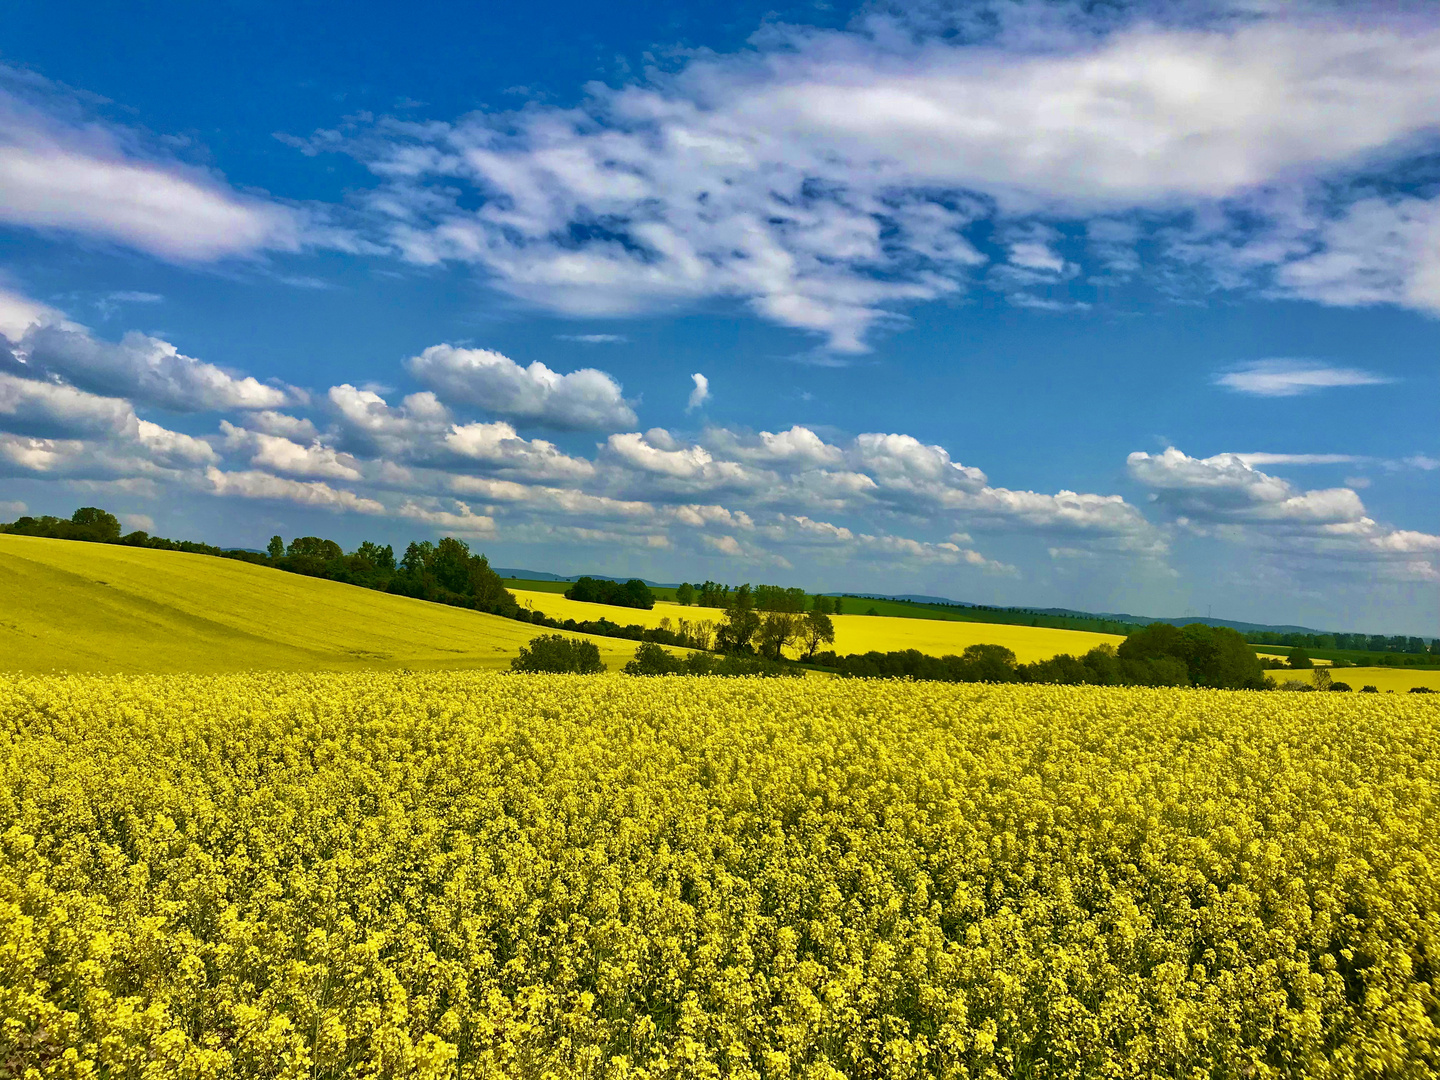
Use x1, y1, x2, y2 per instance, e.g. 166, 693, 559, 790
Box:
811, 594, 832, 615
622, 642, 685, 675
266, 535, 285, 560
287, 536, 343, 561
675, 582, 695, 606
716, 586, 760, 654
354, 541, 395, 570
1288, 648, 1314, 670
801, 610, 836, 660
756, 612, 801, 660
510, 634, 605, 673
70, 507, 121, 542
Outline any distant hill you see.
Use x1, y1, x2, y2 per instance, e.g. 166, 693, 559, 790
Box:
829, 593, 1333, 637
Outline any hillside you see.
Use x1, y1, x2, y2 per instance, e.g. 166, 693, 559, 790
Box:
509, 588, 1126, 663
0, 535, 645, 674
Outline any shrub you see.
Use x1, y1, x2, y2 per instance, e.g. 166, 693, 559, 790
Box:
510, 634, 605, 674
623, 642, 685, 676
1360, 685, 1379, 693
1330, 682, 1352, 692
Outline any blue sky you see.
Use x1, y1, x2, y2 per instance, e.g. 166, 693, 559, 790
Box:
1, 0, 1437, 634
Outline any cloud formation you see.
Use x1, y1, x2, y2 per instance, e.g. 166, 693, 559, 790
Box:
1128, 447, 1440, 581
0, 72, 303, 261
406, 344, 636, 430
1215, 359, 1392, 397
686, 373, 710, 412
319, 6, 1440, 349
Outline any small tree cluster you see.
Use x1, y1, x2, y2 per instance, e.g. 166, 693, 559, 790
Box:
510, 634, 605, 673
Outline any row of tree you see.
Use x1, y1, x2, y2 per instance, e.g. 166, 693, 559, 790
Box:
812, 623, 1269, 690
563, 576, 655, 609
673, 580, 845, 615
1248, 629, 1439, 655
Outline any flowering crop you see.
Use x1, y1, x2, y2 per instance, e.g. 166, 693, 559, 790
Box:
510, 589, 1124, 663
2, 673, 1437, 1078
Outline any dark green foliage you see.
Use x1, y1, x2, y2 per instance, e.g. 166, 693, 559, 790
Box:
752, 585, 809, 613
801, 609, 835, 660
1330, 682, 1353, 692
287, 536, 344, 561
1361, 685, 1379, 693
715, 586, 760, 654
1287, 648, 1314, 669
267, 535, 285, 560
622, 642, 685, 675
811, 594, 833, 615
510, 634, 605, 674
1411, 686, 1437, 694
2, 507, 120, 543
564, 576, 655, 609
1119, 622, 1266, 689
69, 507, 121, 542
675, 582, 695, 606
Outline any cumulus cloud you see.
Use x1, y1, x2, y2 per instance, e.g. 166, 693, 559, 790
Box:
0, 72, 303, 260
205, 466, 384, 514
444, 420, 596, 481
219, 420, 360, 480
1128, 446, 1440, 580
1215, 359, 1392, 397
327, 383, 450, 457
686, 373, 710, 412
406, 344, 635, 430
321, 7, 1440, 348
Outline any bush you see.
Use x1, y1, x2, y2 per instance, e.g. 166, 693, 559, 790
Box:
623, 642, 685, 676
1330, 682, 1353, 692
1360, 685, 1379, 693
1410, 686, 1437, 694
510, 634, 605, 674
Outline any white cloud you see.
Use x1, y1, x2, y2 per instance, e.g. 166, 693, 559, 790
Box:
406, 344, 636, 430
1128, 446, 1440, 580
205, 466, 384, 514
396, 500, 497, 537
1405, 454, 1440, 471
556, 333, 627, 344
328, 383, 450, 457
1234, 452, 1362, 466
686, 372, 710, 412
220, 420, 359, 480
0, 286, 67, 343
238, 410, 319, 441
444, 420, 596, 481
18, 325, 288, 412
1214, 359, 1392, 397
0, 76, 302, 260
135, 420, 216, 466
342, 9, 1440, 348
0, 499, 25, 517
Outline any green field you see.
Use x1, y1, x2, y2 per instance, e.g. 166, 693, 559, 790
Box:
0, 535, 647, 673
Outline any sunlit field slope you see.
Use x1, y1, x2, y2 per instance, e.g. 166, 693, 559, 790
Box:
0, 535, 643, 673
511, 588, 1125, 662
5, 672, 1437, 1076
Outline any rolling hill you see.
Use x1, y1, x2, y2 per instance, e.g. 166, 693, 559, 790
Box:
0, 534, 647, 674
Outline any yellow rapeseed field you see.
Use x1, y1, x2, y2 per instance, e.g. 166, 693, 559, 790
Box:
1326, 667, 1440, 694
0, 535, 643, 673
4, 671, 1437, 1078
510, 589, 1125, 663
